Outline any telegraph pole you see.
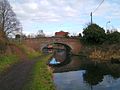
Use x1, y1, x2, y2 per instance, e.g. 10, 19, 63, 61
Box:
90, 12, 93, 24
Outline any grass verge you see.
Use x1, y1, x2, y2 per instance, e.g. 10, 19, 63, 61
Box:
23, 54, 55, 90
0, 54, 18, 73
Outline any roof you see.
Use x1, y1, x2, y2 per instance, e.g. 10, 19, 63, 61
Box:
55, 31, 69, 35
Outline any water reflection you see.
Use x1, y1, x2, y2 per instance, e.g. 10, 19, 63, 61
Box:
53, 56, 120, 90
83, 65, 104, 86
50, 58, 60, 64
49, 49, 72, 67
54, 70, 120, 90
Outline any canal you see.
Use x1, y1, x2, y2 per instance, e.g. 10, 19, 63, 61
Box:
45, 44, 120, 90
53, 57, 120, 90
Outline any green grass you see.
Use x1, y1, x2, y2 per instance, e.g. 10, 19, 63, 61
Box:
0, 55, 18, 73
23, 54, 55, 90
27, 51, 41, 59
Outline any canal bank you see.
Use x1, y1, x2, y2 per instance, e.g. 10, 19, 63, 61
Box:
23, 54, 55, 90
79, 44, 120, 62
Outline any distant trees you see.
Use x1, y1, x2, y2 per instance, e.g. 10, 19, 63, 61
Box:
82, 23, 106, 44
0, 0, 22, 38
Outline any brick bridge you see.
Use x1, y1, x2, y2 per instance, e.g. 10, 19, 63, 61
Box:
23, 37, 81, 55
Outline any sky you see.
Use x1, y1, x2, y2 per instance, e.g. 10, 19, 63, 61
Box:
8, 0, 120, 36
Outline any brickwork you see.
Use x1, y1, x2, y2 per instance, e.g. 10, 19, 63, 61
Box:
23, 37, 81, 55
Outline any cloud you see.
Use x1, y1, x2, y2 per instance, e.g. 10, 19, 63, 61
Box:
9, 0, 120, 22
8, 0, 84, 22
8, 0, 120, 35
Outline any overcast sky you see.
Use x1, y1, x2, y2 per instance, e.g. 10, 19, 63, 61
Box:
8, 0, 120, 36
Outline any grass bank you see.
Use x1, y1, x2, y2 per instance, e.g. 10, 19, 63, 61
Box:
16, 44, 42, 59
0, 54, 18, 73
23, 54, 55, 90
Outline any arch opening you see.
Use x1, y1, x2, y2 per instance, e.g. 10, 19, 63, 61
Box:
42, 42, 72, 66
41, 42, 72, 54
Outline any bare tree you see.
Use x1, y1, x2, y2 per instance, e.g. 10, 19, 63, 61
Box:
36, 30, 45, 38
0, 0, 22, 38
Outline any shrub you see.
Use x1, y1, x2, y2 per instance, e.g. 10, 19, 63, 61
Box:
106, 31, 120, 44
82, 23, 106, 44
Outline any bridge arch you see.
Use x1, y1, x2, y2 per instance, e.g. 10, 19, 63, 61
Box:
41, 42, 72, 54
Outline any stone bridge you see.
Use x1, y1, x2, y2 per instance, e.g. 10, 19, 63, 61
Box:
23, 37, 81, 55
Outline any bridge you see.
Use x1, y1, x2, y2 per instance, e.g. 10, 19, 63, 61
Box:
23, 37, 81, 55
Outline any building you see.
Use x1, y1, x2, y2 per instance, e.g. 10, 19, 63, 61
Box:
55, 31, 69, 37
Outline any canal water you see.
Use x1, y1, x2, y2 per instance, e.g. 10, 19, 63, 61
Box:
54, 70, 120, 90
46, 44, 120, 90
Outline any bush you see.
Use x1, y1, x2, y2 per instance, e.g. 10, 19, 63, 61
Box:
106, 31, 120, 44
82, 23, 106, 44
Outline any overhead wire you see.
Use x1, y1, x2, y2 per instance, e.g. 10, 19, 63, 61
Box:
92, 0, 105, 14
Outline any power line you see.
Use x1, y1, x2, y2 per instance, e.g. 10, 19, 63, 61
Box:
90, 0, 105, 24
93, 0, 105, 14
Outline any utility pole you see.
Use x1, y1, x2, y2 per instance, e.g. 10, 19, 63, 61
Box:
90, 12, 93, 24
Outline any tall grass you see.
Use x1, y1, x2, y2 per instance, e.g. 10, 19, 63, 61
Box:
80, 44, 120, 61
90, 49, 120, 61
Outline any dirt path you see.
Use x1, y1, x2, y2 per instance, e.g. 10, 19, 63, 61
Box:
0, 57, 41, 90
